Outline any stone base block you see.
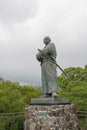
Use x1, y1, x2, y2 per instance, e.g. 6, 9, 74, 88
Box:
24, 104, 78, 130
30, 97, 70, 105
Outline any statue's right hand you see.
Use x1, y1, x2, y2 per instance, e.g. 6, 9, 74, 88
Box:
36, 52, 43, 62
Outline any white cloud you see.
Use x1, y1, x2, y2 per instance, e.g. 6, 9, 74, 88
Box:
0, 25, 12, 42
0, 0, 39, 23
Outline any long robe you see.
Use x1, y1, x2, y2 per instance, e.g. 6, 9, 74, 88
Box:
36, 43, 59, 95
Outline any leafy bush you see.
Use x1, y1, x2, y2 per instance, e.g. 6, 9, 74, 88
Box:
58, 65, 87, 111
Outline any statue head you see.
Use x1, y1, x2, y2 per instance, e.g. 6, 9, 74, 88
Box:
43, 36, 51, 45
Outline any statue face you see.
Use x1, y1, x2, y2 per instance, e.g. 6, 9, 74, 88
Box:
43, 36, 51, 45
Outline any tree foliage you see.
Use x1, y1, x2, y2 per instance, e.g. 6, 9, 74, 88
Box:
58, 65, 87, 111
0, 65, 87, 129
0, 80, 41, 113
0, 79, 41, 130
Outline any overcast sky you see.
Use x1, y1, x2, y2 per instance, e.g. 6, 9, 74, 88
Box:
0, 0, 87, 86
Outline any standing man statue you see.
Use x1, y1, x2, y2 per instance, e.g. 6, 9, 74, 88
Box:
36, 36, 59, 97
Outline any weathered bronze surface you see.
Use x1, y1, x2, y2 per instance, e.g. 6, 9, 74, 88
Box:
36, 36, 59, 97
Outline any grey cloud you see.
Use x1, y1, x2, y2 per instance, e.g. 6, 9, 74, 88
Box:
0, 0, 87, 85
0, 0, 39, 23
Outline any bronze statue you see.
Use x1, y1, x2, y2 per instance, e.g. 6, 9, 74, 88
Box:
36, 36, 59, 97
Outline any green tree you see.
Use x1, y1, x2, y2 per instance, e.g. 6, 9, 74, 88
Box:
0, 79, 41, 130
58, 65, 87, 111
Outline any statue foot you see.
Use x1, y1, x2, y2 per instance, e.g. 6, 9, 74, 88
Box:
45, 93, 51, 98
52, 92, 58, 98
41, 93, 51, 98
41, 92, 58, 98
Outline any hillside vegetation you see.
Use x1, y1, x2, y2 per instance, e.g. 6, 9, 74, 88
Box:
58, 65, 87, 111
0, 79, 41, 113
0, 65, 87, 113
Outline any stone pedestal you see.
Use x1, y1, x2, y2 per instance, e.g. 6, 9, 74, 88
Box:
24, 104, 78, 130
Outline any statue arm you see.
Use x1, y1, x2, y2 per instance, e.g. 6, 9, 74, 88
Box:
36, 51, 43, 62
